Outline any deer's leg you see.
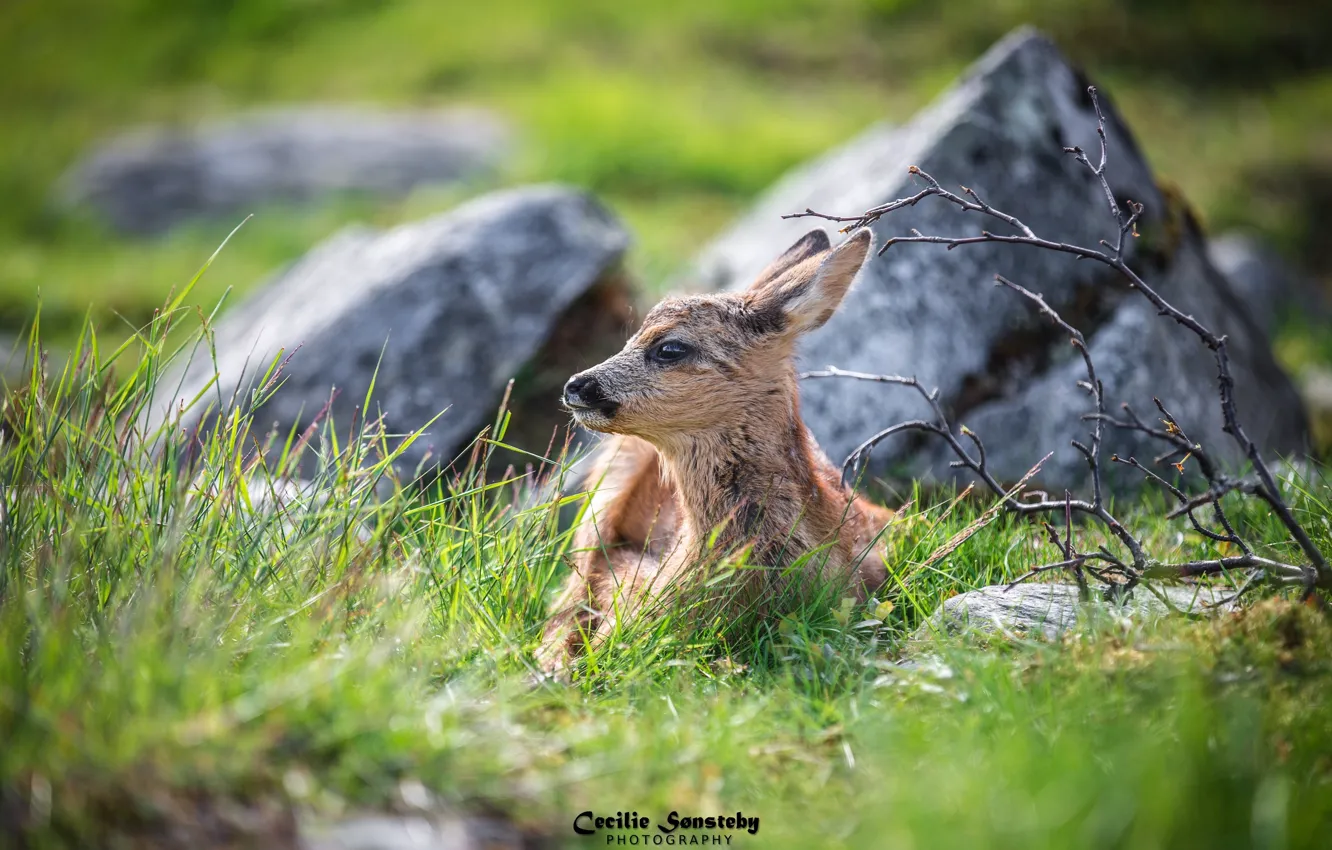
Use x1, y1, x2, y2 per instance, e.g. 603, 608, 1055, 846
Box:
536, 565, 602, 677
537, 436, 677, 676
584, 548, 667, 651
850, 499, 895, 596
537, 546, 667, 676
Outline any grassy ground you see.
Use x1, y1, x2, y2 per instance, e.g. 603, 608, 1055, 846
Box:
4, 3, 1332, 846
4, 271, 1332, 847
1, 0, 1330, 347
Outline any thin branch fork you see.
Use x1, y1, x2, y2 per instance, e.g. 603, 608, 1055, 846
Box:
1110, 454, 1248, 551
1092, 398, 1258, 551
794, 83, 1328, 595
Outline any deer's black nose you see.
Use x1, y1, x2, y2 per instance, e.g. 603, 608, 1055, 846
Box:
563, 374, 608, 409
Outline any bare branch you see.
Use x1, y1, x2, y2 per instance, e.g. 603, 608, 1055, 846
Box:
1006, 556, 1088, 591
794, 83, 1328, 599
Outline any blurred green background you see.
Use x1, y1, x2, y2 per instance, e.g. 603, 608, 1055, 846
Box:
2, 0, 1330, 353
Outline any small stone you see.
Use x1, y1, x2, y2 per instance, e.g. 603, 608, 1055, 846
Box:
300, 815, 469, 850
916, 582, 1235, 642
300, 813, 535, 850
1208, 232, 1320, 338
1300, 367, 1332, 453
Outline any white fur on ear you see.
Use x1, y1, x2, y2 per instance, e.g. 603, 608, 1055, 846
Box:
781, 229, 874, 332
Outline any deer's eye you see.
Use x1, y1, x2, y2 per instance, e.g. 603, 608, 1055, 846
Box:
648, 340, 692, 365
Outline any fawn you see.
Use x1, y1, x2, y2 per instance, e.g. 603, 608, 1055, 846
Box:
538, 228, 893, 673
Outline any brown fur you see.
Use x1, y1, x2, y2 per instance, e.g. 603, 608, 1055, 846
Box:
538, 229, 893, 674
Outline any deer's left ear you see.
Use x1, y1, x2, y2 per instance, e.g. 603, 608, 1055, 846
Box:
748, 229, 832, 291
751, 229, 873, 334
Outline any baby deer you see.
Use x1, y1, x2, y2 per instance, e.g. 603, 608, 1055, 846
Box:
538, 228, 892, 673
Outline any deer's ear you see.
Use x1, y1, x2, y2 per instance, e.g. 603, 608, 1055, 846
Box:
753, 229, 873, 334
747, 229, 832, 292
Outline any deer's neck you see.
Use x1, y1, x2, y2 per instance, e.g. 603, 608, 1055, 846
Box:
654, 390, 841, 562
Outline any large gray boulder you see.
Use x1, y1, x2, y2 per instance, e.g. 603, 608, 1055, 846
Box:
61, 107, 511, 235
694, 29, 1306, 490
152, 185, 630, 475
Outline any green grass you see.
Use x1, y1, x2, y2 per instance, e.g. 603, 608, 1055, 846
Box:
1, 0, 1329, 347
4, 267, 1332, 847
4, 3, 1332, 844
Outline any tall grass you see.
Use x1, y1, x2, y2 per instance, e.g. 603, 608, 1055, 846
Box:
3, 258, 1332, 846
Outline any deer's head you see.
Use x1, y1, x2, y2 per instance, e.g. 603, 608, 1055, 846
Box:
562, 228, 872, 446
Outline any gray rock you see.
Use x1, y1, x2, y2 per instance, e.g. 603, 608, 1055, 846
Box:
919, 582, 1234, 641
1301, 367, 1332, 452
60, 106, 511, 235
240, 477, 376, 543
1208, 232, 1319, 336
0, 333, 24, 387
300, 813, 533, 850
694, 28, 1306, 490
0, 336, 74, 392
151, 185, 630, 475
